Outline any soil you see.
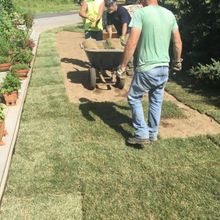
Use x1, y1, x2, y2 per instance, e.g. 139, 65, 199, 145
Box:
56, 31, 220, 139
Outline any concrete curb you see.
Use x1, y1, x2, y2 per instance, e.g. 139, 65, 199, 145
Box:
0, 29, 39, 202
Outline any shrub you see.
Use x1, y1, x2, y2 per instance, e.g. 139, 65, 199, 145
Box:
0, 73, 21, 94
11, 11, 25, 26
23, 11, 34, 29
178, 0, 220, 67
0, 0, 14, 13
25, 39, 35, 50
190, 59, 220, 85
0, 56, 10, 64
0, 37, 12, 57
13, 48, 33, 64
0, 11, 16, 40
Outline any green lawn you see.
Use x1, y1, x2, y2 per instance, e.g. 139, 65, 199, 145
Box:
166, 73, 220, 123
0, 30, 220, 219
13, 0, 79, 14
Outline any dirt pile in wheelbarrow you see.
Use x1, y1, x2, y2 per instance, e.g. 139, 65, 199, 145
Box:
82, 38, 124, 50
57, 32, 132, 103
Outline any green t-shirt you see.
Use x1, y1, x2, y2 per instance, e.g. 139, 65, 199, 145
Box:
129, 5, 178, 72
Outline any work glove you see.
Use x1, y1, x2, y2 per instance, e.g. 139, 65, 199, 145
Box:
120, 35, 127, 46
87, 16, 96, 22
90, 21, 97, 28
171, 58, 183, 72
116, 65, 126, 79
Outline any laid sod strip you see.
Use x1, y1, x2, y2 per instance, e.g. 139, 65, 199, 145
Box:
166, 80, 220, 123
0, 32, 82, 219
166, 77, 220, 146
2, 193, 82, 219
1, 30, 220, 219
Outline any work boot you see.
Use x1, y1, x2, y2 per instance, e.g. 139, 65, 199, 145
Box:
127, 136, 149, 145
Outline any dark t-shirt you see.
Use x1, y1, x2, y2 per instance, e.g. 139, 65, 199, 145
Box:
107, 6, 131, 36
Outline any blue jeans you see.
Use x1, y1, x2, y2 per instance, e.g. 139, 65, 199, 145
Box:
128, 66, 169, 140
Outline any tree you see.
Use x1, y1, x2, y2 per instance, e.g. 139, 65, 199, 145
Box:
178, 0, 220, 67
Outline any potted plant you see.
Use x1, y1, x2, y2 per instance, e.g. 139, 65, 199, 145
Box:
12, 63, 29, 79
25, 39, 35, 50
0, 56, 11, 72
13, 48, 33, 65
1, 73, 21, 106
0, 103, 7, 146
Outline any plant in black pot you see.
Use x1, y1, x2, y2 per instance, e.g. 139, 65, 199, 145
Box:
0, 73, 21, 106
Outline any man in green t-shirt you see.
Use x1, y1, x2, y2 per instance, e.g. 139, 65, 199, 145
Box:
117, 0, 182, 145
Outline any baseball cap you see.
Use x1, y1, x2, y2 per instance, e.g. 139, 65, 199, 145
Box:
105, 0, 116, 7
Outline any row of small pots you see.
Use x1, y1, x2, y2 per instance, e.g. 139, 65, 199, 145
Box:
0, 63, 30, 145
0, 63, 29, 79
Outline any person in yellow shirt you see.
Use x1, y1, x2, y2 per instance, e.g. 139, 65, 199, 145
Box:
79, 0, 105, 40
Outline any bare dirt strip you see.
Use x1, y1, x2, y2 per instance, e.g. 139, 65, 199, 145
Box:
57, 31, 220, 139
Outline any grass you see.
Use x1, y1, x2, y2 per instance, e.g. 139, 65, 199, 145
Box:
166, 73, 220, 123
1, 30, 220, 219
13, 0, 79, 14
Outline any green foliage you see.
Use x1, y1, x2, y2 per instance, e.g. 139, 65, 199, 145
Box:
22, 11, 33, 29
0, 56, 9, 64
12, 63, 29, 71
178, 0, 220, 67
10, 11, 25, 25
0, 11, 16, 40
190, 59, 220, 85
0, 36, 12, 57
0, 73, 21, 94
13, 48, 33, 64
0, 103, 6, 121
0, 0, 14, 13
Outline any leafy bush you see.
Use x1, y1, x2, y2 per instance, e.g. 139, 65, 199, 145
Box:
13, 48, 33, 64
0, 73, 21, 94
0, 37, 12, 57
190, 59, 220, 85
12, 63, 29, 71
11, 11, 25, 25
178, 0, 220, 67
0, 11, 16, 40
0, 0, 14, 13
25, 39, 35, 49
23, 11, 34, 29
0, 56, 10, 64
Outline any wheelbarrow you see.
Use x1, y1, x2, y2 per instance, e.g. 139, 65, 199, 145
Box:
83, 46, 125, 90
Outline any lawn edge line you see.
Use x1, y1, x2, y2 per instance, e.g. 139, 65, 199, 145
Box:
165, 88, 220, 125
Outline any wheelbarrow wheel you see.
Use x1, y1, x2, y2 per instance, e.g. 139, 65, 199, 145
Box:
116, 76, 125, 89
89, 67, 96, 90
